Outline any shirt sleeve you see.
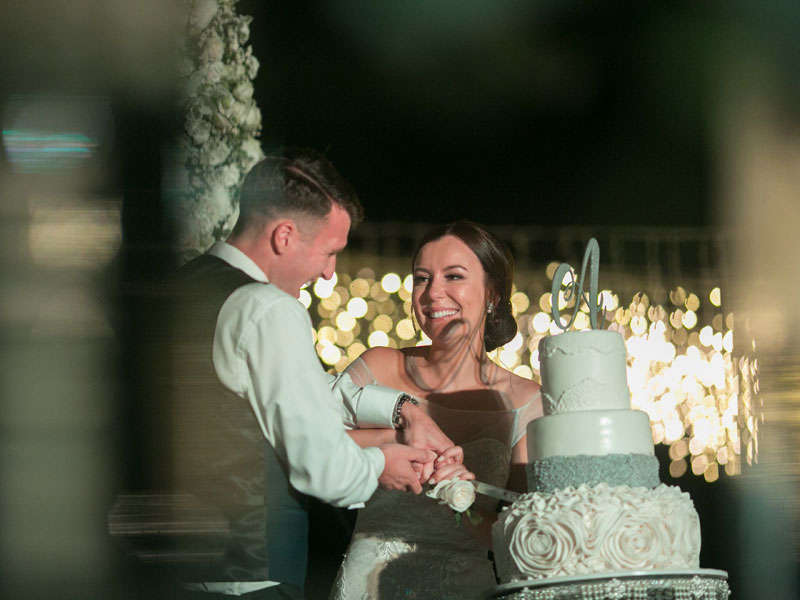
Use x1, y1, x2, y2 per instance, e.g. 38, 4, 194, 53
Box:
213, 285, 385, 507
328, 365, 399, 430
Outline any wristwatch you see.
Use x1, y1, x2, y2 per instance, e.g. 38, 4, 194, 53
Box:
392, 393, 420, 430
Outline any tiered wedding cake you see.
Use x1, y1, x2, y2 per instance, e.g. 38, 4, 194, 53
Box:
489, 239, 729, 598
491, 329, 702, 581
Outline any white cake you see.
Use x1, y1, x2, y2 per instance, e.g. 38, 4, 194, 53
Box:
492, 329, 703, 582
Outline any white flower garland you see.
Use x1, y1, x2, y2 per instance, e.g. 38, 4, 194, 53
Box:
174, 0, 264, 262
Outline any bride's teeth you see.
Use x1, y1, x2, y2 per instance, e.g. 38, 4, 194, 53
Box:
430, 310, 457, 319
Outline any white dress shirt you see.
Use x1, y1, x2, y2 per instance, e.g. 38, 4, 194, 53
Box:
189, 242, 400, 595
209, 241, 399, 504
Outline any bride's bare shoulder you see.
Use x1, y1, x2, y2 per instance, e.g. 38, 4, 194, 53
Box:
357, 346, 427, 386
356, 346, 405, 376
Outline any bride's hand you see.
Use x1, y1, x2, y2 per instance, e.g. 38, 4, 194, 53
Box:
428, 460, 475, 485
435, 445, 464, 467
409, 442, 464, 484
409, 447, 465, 483
378, 443, 437, 494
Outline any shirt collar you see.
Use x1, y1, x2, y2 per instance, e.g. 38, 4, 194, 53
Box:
207, 241, 269, 283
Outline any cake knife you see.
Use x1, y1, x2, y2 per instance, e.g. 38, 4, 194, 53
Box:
471, 481, 521, 503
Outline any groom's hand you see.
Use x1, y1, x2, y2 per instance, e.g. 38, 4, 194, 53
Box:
378, 443, 437, 494
429, 449, 475, 484
398, 402, 456, 456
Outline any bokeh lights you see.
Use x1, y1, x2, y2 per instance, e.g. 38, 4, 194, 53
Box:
307, 266, 747, 482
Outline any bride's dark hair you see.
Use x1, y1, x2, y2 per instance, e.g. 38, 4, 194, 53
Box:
412, 220, 517, 352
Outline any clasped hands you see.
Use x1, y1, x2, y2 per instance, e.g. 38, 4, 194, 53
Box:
378, 401, 474, 495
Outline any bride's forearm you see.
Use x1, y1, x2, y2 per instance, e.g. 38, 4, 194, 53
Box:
346, 428, 399, 448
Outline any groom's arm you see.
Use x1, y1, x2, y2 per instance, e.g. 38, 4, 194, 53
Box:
332, 373, 459, 456
328, 370, 398, 430
214, 290, 382, 505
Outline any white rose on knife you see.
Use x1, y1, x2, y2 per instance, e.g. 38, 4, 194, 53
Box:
426, 478, 476, 513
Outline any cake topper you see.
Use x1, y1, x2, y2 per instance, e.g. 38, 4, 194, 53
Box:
550, 237, 605, 330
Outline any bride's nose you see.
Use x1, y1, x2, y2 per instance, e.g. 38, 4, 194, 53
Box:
426, 276, 445, 300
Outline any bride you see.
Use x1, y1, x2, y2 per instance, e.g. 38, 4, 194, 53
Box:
330, 221, 542, 599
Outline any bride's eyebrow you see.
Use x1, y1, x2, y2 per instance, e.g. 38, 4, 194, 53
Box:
413, 264, 467, 273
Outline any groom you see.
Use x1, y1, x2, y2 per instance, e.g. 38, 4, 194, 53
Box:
170, 148, 456, 599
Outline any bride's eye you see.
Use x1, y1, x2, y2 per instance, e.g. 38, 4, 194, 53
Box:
413, 274, 429, 285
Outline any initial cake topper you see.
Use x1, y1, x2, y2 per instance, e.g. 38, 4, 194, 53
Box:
550, 238, 606, 330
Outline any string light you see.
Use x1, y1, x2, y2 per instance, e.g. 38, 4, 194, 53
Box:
305, 269, 743, 480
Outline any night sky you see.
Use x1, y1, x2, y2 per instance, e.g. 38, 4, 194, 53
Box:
238, 1, 720, 229
106, 5, 799, 598
3, 3, 800, 599
232, 4, 748, 596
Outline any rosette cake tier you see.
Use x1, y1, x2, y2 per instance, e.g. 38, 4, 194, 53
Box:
492, 330, 703, 582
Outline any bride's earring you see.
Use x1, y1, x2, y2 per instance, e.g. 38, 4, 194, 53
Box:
487, 302, 495, 314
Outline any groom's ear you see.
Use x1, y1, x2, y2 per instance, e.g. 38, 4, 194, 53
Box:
270, 219, 298, 255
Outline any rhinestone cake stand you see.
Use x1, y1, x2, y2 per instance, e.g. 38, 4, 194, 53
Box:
483, 569, 730, 600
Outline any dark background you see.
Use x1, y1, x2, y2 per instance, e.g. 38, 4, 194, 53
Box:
3, 1, 799, 598
238, 0, 730, 229
227, 3, 779, 597
110, 2, 800, 598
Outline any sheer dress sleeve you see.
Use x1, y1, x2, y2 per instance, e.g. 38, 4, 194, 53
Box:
510, 389, 543, 448
344, 356, 379, 387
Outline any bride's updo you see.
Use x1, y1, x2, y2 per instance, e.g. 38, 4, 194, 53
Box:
412, 221, 517, 352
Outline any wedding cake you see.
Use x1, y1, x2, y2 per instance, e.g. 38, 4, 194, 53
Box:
491, 328, 703, 582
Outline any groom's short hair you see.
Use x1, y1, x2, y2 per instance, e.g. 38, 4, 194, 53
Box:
235, 147, 363, 234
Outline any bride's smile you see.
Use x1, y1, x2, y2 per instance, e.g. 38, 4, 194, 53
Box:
426, 309, 459, 320
412, 234, 492, 344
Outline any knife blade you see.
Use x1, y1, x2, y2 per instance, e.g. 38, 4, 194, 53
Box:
471, 481, 522, 504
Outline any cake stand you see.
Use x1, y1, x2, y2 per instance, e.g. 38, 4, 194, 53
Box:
483, 569, 730, 600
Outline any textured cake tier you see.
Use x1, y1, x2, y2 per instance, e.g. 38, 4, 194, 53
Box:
538, 330, 630, 415
526, 453, 660, 493
527, 409, 654, 459
492, 483, 701, 583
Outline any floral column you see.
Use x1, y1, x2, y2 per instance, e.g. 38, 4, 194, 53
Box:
174, 0, 264, 261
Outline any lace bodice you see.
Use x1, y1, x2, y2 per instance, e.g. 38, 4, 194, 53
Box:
330, 357, 541, 599
330, 439, 512, 600
355, 438, 510, 539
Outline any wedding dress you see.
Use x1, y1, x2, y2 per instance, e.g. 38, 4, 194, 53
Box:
329, 358, 540, 600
